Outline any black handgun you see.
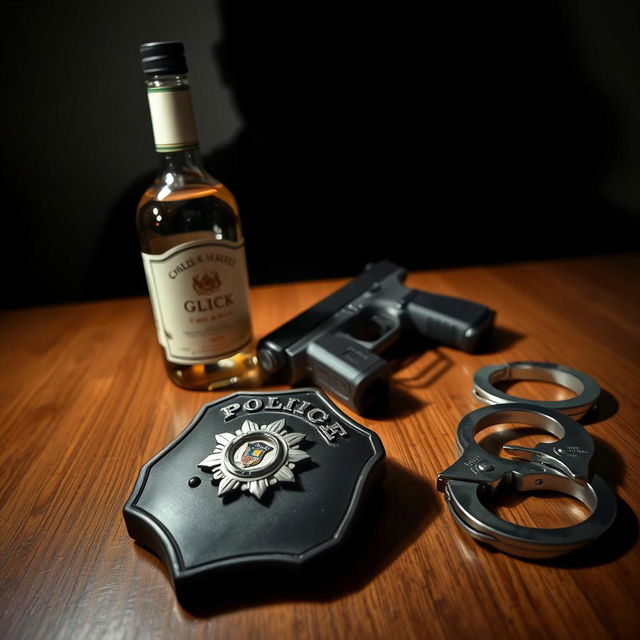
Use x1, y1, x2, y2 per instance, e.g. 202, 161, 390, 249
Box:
257, 261, 495, 414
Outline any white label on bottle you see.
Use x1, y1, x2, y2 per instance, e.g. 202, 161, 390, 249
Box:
141, 239, 253, 364
147, 87, 198, 152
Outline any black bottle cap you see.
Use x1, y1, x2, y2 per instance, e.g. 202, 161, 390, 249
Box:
140, 41, 188, 76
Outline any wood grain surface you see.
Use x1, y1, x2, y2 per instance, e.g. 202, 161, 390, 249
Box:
1, 254, 639, 639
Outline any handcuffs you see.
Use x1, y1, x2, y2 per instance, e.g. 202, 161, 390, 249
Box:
438, 362, 617, 559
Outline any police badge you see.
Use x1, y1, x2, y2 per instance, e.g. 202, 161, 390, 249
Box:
123, 389, 385, 604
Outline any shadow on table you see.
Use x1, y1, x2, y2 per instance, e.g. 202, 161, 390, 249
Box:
475, 326, 526, 354
388, 324, 523, 383
391, 347, 453, 390
590, 433, 625, 488
136, 459, 437, 617
582, 388, 619, 425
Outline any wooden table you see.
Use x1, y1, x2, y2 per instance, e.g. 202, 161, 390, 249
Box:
1, 254, 639, 639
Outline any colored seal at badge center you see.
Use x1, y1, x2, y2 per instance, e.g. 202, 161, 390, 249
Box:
198, 418, 309, 500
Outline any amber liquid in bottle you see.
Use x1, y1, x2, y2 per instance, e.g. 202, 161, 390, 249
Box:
138, 43, 256, 390
137, 179, 257, 390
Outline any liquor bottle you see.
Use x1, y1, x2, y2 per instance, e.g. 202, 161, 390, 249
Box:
137, 41, 255, 390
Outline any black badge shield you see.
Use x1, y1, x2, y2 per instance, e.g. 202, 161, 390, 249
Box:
123, 389, 385, 601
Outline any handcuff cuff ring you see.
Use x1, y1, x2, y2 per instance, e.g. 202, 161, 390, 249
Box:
473, 361, 600, 419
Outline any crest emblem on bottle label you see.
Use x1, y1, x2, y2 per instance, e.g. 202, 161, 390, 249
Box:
192, 271, 222, 295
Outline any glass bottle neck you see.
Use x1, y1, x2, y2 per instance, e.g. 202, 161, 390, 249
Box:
157, 146, 206, 172
145, 73, 200, 157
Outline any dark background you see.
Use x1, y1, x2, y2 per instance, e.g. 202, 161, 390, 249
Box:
3, 0, 640, 309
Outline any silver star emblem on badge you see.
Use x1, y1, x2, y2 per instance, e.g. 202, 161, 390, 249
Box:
198, 419, 311, 500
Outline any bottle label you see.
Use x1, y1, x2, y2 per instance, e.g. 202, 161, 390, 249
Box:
147, 86, 198, 152
141, 239, 253, 364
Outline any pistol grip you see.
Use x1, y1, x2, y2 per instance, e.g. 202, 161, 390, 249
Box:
307, 334, 390, 414
407, 290, 495, 352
